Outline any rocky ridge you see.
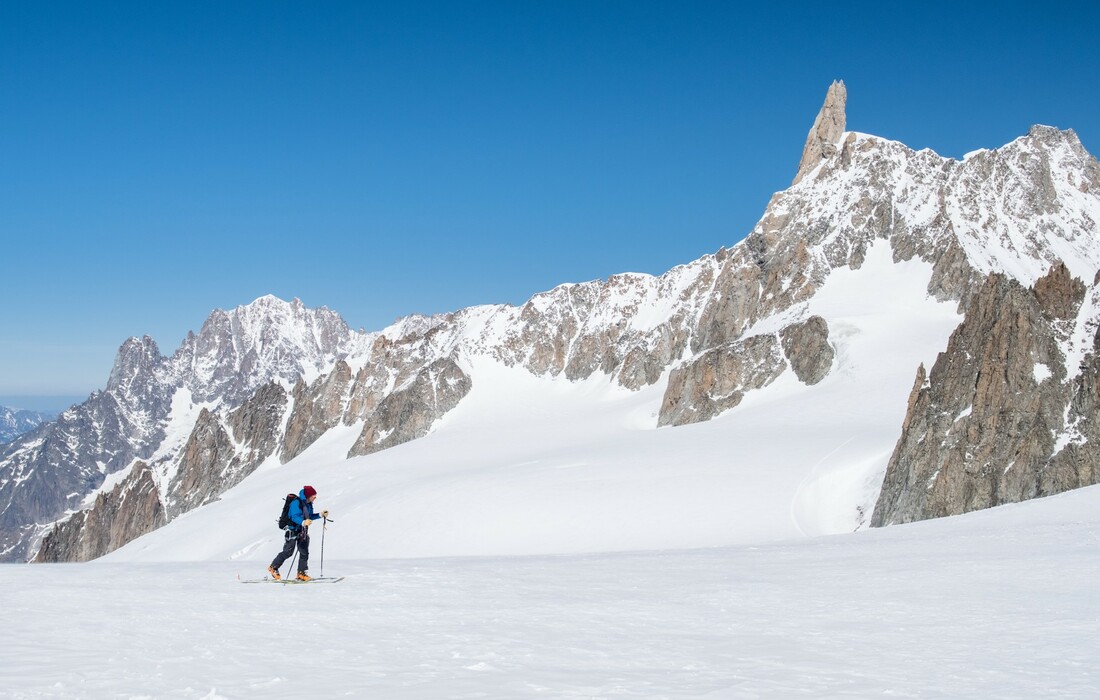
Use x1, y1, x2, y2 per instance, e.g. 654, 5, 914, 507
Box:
4, 297, 369, 562
0, 406, 56, 444
793, 79, 847, 185
9, 83, 1100, 561
872, 263, 1100, 524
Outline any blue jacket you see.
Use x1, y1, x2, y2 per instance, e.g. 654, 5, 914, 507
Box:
287, 489, 322, 531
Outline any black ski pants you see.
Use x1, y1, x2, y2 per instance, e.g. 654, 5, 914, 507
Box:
271, 528, 310, 573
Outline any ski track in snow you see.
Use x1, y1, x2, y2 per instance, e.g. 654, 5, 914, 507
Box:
6, 484, 1100, 698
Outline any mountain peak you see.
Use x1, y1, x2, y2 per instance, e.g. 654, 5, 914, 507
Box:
793, 80, 847, 185
9, 82, 1100, 567
106, 336, 162, 394
174, 295, 366, 405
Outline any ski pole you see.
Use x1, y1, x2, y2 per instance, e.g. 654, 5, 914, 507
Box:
320, 516, 330, 577
284, 548, 298, 585
283, 529, 300, 585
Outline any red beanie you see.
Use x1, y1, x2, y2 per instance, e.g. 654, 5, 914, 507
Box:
303, 485, 317, 499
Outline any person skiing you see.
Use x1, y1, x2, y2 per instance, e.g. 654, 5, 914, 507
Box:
268, 485, 329, 581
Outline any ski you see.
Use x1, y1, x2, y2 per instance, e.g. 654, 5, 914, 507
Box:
237, 575, 345, 584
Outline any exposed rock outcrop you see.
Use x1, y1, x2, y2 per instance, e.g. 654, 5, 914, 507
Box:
793, 80, 846, 185
34, 461, 166, 563
0, 340, 171, 561
872, 264, 1096, 525
33, 381, 293, 559
168, 409, 236, 517
8, 84, 1100, 562
780, 316, 834, 385
350, 358, 473, 456
659, 334, 786, 427
228, 381, 290, 470
0, 297, 365, 562
1043, 318, 1100, 491
658, 316, 834, 427
282, 362, 353, 462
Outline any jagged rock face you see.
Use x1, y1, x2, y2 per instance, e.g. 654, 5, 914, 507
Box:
108, 336, 173, 420
1034, 261, 1087, 319
35, 381, 292, 559
477, 233, 825, 398
282, 362, 353, 462
166, 408, 237, 517
344, 338, 402, 423
172, 296, 368, 405
8, 85, 1100, 562
689, 254, 770, 354
34, 462, 166, 563
0, 386, 168, 561
658, 316, 834, 426
617, 320, 691, 391
486, 268, 712, 387
229, 382, 290, 468
1044, 320, 1100, 491
0, 297, 368, 562
346, 328, 463, 422
793, 80, 847, 185
170, 383, 290, 516
350, 358, 473, 456
871, 265, 1097, 526
786, 123, 1100, 307
780, 316, 834, 385
659, 334, 786, 427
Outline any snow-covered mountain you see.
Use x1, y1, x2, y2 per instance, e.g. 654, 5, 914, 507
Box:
0, 406, 55, 444
0, 297, 373, 560
5, 80, 1100, 563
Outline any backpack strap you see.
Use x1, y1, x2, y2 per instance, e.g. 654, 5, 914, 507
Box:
289, 495, 305, 529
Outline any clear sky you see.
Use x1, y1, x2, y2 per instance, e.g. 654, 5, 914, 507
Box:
2, 1, 1098, 405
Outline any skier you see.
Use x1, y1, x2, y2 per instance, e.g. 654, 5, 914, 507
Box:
268, 485, 329, 581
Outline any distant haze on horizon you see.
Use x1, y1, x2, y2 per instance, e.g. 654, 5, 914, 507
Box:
3, 1, 1098, 398
0, 396, 83, 413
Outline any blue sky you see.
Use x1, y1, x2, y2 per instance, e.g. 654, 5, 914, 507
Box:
2, 1, 1098, 405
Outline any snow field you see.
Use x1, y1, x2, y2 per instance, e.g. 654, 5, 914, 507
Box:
17, 241, 1073, 698
108, 242, 962, 564
6, 484, 1100, 698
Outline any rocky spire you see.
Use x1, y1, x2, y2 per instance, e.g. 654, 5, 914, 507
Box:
792, 80, 847, 185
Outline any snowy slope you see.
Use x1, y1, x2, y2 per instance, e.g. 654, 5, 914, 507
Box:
790, 126, 1100, 289
9, 101, 1099, 565
108, 241, 962, 562
7, 480, 1099, 698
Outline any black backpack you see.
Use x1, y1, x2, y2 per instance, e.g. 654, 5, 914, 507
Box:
277, 493, 302, 530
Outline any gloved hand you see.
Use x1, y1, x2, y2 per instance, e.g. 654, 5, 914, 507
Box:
321, 510, 329, 519
302, 519, 313, 527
